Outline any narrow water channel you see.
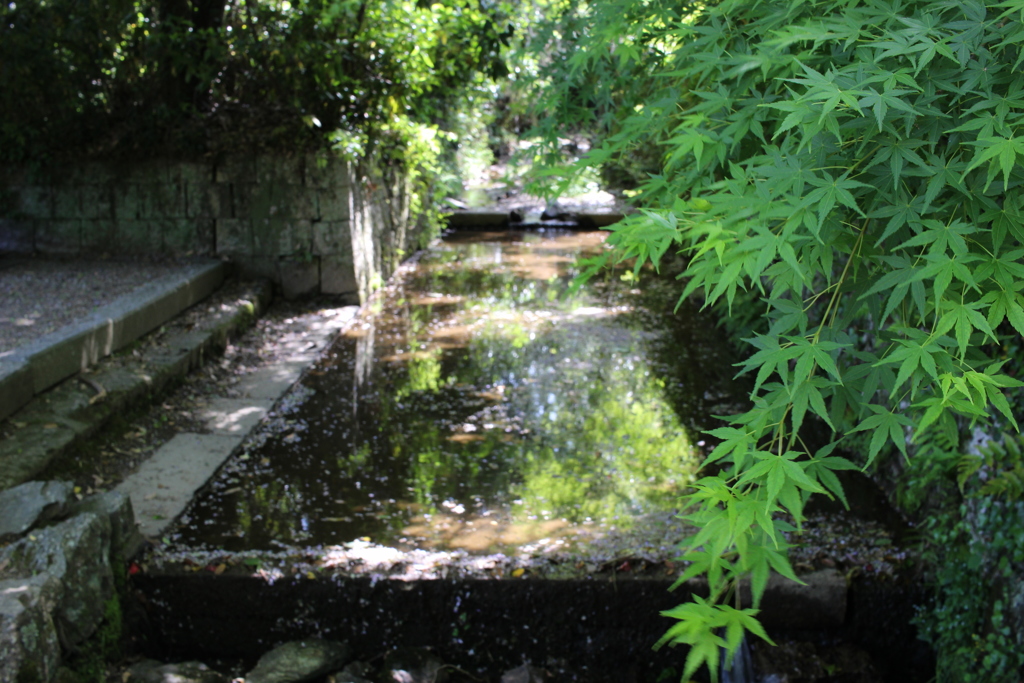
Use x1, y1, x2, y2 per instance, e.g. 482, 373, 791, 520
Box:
171, 229, 745, 555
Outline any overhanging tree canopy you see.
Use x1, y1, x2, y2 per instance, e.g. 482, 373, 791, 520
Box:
0, 0, 512, 162
520, 0, 1024, 679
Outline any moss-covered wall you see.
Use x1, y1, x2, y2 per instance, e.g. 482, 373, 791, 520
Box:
0, 152, 424, 303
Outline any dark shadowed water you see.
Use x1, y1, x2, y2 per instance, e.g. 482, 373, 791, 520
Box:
171, 230, 745, 554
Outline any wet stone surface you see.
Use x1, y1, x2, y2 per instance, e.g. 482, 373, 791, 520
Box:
167, 230, 746, 558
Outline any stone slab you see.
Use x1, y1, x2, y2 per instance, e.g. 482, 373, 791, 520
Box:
117, 432, 240, 538
114, 219, 165, 254
279, 258, 320, 299
163, 218, 213, 256
305, 156, 353, 190
214, 155, 258, 184
110, 298, 356, 534
14, 185, 54, 218
230, 307, 355, 399
200, 397, 273, 436
23, 320, 117, 393
308, 307, 359, 332
80, 219, 118, 252
444, 211, 511, 229
321, 253, 358, 295
0, 480, 74, 542
312, 221, 351, 257
0, 217, 34, 253
233, 362, 309, 400
21, 378, 98, 422
318, 186, 351, 221
216, 218, 254, 257
576, 212, 625, 229
186, 182, 230, 220
51, 188, 81, 220
80, 184, 114, 220
35, 219, 82, 254
0, 424, 78, 491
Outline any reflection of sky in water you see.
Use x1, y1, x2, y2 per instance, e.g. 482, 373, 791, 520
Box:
171, 230, 744, 555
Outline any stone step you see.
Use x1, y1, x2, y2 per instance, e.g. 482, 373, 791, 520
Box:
0, 261, 226, 422
443, 210, 626, 230
0, 276, 273, 491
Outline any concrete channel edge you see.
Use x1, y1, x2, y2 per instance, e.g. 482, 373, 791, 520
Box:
117, 301, 360, 538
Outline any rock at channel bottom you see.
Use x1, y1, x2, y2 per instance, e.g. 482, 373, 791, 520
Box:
245, 639, 352, 683
380, 647, 448, 683
128, 659, 228, 683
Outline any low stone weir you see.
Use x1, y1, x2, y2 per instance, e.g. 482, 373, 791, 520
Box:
0, 475, 931, 682
131, 560, 929, 681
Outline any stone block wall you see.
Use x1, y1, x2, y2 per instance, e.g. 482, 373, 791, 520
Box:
0, 153, 425, 303
0, 481, 142, 683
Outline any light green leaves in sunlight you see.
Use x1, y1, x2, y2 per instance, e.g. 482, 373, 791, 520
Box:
657, 597, 774, 683
530, 0, 1024, 679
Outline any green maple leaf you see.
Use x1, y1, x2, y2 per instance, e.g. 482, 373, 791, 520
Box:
851, 406, 915, 465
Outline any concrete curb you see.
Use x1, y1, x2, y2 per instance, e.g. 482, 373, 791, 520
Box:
119, 304, 360, 538
0, 261, 226, 422
0, 279, 273, 491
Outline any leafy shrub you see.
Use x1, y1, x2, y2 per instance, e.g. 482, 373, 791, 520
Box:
918, 434, 1024, 682
0, 0, 511, 162
0, 0, 136, 161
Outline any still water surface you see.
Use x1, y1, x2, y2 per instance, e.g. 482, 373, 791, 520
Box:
173, 230, 743, 555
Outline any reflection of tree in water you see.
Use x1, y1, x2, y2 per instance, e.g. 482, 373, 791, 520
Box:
366, 308, 702, 540
173, 231, 743, 553
235, 479, 310, 544
462, 320, 700, 526
410, 239, 581, 311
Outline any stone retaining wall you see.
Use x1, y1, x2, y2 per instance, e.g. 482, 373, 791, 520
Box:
0, 481, 142, 683
0, 153, 425, 302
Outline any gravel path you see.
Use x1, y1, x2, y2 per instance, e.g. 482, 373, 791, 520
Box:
0, 256, 195, 353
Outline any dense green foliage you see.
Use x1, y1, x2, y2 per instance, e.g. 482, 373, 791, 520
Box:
0, 0, 510, 162
918, 434, 1024, 681
521, 0, 1024, 679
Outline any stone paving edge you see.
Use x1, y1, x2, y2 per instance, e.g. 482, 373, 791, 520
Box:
120, 304, 359, 538
0, 279, 274, 491
0, 261, 226, 422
